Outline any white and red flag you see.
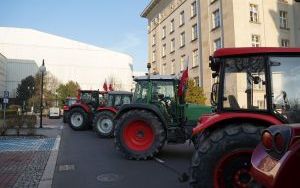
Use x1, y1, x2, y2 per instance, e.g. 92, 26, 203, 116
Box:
178, 57, 189, 96
103, 79, 108, 91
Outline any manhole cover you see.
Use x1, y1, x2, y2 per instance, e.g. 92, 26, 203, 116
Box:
97, 173, 121, 182
58, 164, 75, 171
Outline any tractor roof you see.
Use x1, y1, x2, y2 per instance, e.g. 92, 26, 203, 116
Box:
214, 47, 300, 58
134, 74, 178, 81
108, 91, 132, 95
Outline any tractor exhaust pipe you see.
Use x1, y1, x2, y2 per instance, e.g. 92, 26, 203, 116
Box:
153, 157, 189, 183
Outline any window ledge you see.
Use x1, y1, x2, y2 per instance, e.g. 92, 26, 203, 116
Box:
210, 0, 217, 5
170, 30, 174, 34
179, 23, 185, 28
211, 26, 220, 32
191, 65, 199, 69
170, 50, 175, 54
179, 45, 185, 49
249, 21, 260, 24
280, 27, 290, 31
162, 36, 166, 40
191, 38, 198, 42
162, 55, 166, 58
190, 15, 197, 20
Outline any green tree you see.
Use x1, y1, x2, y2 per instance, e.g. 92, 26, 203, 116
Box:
16, 75, 35, 106
57, 81, 80, 105
185, 79, 207, 105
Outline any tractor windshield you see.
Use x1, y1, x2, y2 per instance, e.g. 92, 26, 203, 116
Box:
270, 56, 300, 123
223, 56, 267, 110
133, 81, 149, 103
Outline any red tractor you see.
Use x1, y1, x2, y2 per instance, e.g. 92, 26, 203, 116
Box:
251, 124, 300, 188
190, 47, 300, 187
62, 97, 77, 123
68, 90, 132, 137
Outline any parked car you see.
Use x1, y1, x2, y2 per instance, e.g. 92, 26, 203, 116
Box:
49, 107, 61, 119
251, 124, 300, 188
63, 97, 77, 123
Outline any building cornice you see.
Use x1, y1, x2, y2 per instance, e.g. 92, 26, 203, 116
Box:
141, 0, 161, 18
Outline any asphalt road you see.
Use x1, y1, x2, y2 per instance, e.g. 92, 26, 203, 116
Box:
52, 120, 194, 188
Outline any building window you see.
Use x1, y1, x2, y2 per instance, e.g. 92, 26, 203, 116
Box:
162, 63, 167, 75
171, 59, 175, 74
192, 24, 198, 41
162, 44, 166, 57
171, 38, 175, 53
281, 39, 290, 47
180, 32, 185, 47
212, 9, 221, 29
214, 38, 222, 51
170, 19, 175, 33
162, 26, 166, 39
192, 49, 199, 67
180, 55, 186, 71
250, 4, 259, 23
152, 34, 156, 46
251, 34, 260, 47
279, 11, 288, 29
191, 1, 197, 18
152, 51, 156, 62
180, 11, 185, 26
194, 77, 199, 86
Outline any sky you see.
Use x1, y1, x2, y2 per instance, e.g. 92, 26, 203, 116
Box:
0, 0, 150, 72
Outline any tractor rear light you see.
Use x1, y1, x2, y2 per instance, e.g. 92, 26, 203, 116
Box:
262, 131, 273, 150
63, 105, 69, 111
274, 133, 285, 152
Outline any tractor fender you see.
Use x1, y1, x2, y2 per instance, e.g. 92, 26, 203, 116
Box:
192, 112, 284, 136
96, 107, 117, 114
114, 104, 168, 128
70, 103, 91, 113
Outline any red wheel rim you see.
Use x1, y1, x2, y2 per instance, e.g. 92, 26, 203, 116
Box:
123, 120, 154, 151
214, 150, 253, 188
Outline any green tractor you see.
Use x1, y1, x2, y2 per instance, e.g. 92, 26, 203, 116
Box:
114, 74, 211, 160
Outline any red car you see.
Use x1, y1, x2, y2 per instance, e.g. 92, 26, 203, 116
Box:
251, 124, 300, 188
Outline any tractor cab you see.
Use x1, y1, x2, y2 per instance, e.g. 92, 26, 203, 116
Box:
106, 91, 132, 109
209, 48, 300, 124
77, 90, 107, 109
133, 75, 182, 124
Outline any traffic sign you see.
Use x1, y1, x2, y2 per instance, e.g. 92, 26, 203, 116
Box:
3, 98, 8, 104
4, 91, 9, 99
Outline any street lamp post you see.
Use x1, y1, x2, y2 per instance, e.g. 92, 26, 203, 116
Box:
39, 60, 46, 128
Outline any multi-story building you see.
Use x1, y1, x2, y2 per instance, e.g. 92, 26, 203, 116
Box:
0, 53, 7, 99
142, 0, 300, 99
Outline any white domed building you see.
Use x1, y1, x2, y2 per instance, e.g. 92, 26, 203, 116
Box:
0, 27, 133, 91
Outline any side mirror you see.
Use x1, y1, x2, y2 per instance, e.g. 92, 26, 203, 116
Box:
209, 56, 220, 72
211, 83, 219, 106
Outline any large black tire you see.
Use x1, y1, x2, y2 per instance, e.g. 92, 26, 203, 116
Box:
114, 109, 166, 160
93, 111, 115, 138
68, 108, 88, 130
190, 123, 265, 188
63, 113, 68, 123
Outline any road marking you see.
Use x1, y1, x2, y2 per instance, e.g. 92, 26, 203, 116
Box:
58, 165, 75, 172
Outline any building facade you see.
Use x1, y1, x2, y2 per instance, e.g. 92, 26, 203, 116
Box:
0, 53, 7, 98
6, 59, 38, 98
142, 0, 300, 99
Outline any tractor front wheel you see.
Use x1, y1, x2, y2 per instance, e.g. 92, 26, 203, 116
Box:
69, 108, 88, 130
190, 123, 264, 188
93, 111, 115, 138
114, 110, 166, 160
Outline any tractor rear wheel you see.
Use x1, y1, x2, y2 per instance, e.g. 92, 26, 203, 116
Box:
114, 110, 166, 160
93, 111, 115, 138
69, 108, 88, 130
190, 123, 264, 188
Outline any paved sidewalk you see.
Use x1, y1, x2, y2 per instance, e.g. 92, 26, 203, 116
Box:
0, 118, 63, 188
